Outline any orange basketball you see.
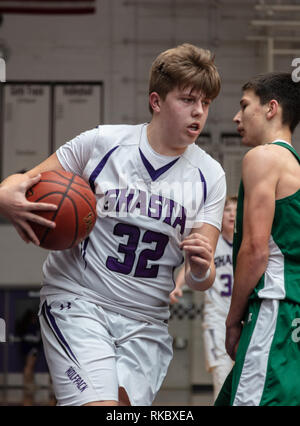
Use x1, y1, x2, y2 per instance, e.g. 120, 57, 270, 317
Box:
26, 170, 97, 250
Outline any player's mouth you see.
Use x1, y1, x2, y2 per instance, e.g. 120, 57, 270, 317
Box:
237, 127, 244, 136
187, 123, 201, 136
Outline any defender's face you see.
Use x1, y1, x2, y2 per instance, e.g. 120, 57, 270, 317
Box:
159, 86, 211, 147
233, 90, 267, 147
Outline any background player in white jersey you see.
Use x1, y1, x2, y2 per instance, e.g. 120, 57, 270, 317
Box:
202, 196, 236, 401
0, 43, 226, 406
170, 196, 237, 401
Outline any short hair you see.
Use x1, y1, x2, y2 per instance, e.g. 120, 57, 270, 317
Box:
225, 195, 238, 207
242, 72, 300, 133
148, 43, 221, 114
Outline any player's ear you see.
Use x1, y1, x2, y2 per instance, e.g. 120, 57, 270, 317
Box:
266, 99, 279, 119
149, 92, 161, 113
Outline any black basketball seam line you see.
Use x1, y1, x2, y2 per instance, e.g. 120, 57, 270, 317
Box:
68, 187, 97, 216
33, 191, 93, 248
63, 194, 79, 249
42, 170, 92, 190
32, 187, 96, 216
43, 194, 78, 250
40, 182, 76, 246
31, 190, 94, 214
39, 184, 96, 213
30, 192, 64, 244
51, 170, 72, 182
40, 174, 77, 246
33, 191, 66, 203
39, 178, 91, 191
52, 170, 90, 192
39, 179, 68, 189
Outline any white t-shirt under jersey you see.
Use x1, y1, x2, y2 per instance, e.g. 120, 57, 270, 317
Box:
40, 123, 226, 324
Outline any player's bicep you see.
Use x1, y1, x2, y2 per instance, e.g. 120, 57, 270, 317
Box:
26, 153, 65, 178
242, 150, 277, 249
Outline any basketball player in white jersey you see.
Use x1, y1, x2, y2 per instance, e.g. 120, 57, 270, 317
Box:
170, 196, 237, 401
202, 196, 237, 401
0, 44, 226, 406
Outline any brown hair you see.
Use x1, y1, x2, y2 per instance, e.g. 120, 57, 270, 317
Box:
148, 43, 221, 114
225, 195, 238, 207
242, 72, 300, 133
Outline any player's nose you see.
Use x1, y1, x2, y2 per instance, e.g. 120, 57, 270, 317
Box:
233, 110, 241, 123
192, 100, 204, 117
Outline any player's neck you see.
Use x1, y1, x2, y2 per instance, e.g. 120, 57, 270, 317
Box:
147, 122, 187, 157
262, 127, 292, 146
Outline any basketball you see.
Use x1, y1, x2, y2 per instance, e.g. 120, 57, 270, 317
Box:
26, 170, 97, 250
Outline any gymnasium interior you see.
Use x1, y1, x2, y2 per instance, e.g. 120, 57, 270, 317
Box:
0, 0, 299, 406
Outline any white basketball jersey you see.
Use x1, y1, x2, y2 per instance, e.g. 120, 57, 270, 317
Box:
202, 235, 233, 328
41, 124, 226, 323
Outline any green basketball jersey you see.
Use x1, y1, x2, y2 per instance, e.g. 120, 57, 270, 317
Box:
233, 141, 300, 304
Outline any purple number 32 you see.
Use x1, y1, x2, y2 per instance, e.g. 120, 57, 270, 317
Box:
106, 223, 169, 278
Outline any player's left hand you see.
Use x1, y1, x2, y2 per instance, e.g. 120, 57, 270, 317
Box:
169, 287, 183, 305
180, 233, 212, 279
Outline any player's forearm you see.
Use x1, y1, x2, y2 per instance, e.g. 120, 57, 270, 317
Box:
175, 265, 185, 289
226, 243, 269, 327
185, 264, 215, 291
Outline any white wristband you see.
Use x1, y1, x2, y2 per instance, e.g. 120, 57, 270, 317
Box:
190, 267, 211, 283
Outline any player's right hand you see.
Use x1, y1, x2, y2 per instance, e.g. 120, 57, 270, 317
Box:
0, 173, 57, 245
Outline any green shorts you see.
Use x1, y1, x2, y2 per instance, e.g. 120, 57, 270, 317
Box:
215, 298, 300, 406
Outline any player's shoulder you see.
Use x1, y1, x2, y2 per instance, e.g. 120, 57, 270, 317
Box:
183, 143, 225, 177
243, 143, 287, 170
96, 123, 145, 148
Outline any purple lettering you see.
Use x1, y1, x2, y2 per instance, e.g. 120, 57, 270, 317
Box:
148, 194, 163, 219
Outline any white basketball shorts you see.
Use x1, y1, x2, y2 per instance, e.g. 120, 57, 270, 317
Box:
39, 296, 173, 406
202, 324, 233, 371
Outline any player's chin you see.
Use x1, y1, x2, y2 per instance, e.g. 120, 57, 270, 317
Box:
241, 134, 254, 147
183, 135, 199, 147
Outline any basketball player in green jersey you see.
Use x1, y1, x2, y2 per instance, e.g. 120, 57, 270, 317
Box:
215, 72, 300, 406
